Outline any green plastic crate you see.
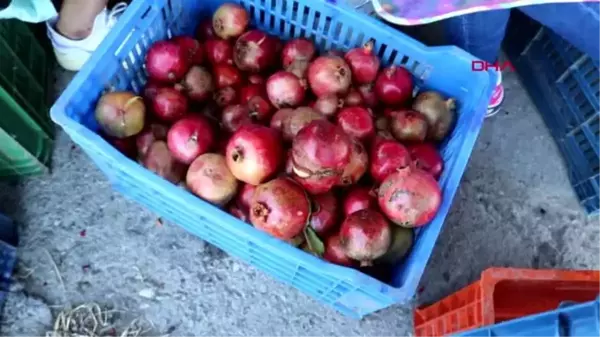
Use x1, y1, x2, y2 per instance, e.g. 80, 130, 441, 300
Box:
0, 20, 54, 179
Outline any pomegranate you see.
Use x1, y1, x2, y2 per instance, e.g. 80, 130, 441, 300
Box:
339, 209, 391, 266
412, 91, 457, 141
234, 30, 277, 73
378, 167, 442, 227
204, 39, 234, 65
239, 83, 265, 105
236, 183, 257, 210
107, 135, 136, 158
198, 101, 220, 125
324, 234, 354, 267
221, 104, 253, 133
196, 19, 216, 40
213, 63, 242, 88
143, 80, 163, 103
176, 65, 214, 102
266, 71, 306, 109
212, 3, 249, 40
308, 192, 339, 235
143, 141, 186, 184
187, 153, 239, 205
389, 109, 428, 142
357, 83, 377, 108
247, 95, 273, 122
344, 87, 364, 107
312, 94, 341, 118
226, 124, 283, 185
248, 74, 264, 85
228, 203, 249, 222
171, 36, 204, 65
167, 115, 215, 164
344, 40, 380, 84
270, 108, 295, 131
214, 86, 238, 107
336, 107, 375, 142
136, 123, 168, 158
145, 40, 190, 83
407, 143, 444, 179
338, 139, 368, 186
308, 55, 351, 97
375, 116, 389, 132
250, 177, 310, 240
292, 171, 338, 195
95, 92, 145, 138
377, 226, 413, 265
292, 120, 352, 177
282, 107, 324, 141
282, 38, 316, 78
369, 139, 411, 184
374, 65, 413, 106
151, 87, 188, 122
343, 186, 377, 216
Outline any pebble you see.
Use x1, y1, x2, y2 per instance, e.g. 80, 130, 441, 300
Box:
138, 288, 156, 299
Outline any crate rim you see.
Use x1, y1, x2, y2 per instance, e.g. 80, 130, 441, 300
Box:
50, 0, 498, 309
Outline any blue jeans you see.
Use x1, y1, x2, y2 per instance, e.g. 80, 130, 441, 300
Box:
443, 3, 600, 63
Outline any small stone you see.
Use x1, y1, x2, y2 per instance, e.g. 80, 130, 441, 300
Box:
231, 263, 241, 273
138, 288, 156, 299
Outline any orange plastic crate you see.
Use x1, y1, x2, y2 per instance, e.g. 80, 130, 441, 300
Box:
414, 268, 600, 336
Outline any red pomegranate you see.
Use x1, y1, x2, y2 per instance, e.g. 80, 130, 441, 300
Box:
221, 104, 253, 133
282, 107, 324, 141
338, 139, 368, 186
308, 56, 352, 97
228, 203, 249, 223
374, 65, 413, 106
344, 40, 380, 84
357, 83, 377, 108
292, 171, 338, 195
212, 3, 249, 40
136, 123, 168, 158
378, 167, 442, 227
312, 94, 342, 118
282, 38, 316, 78
167, 115, 215, 164
234, 30, 278, 73
143, 80, 163, 103
336, 107, 375, 142
344, 87, 364, 107
176, 65, 214, 102
240, 83, 265, 105
343, 186, 377, 216
226, 124, 284, 185
250, 177, 310, 240
266, 71, 306, 109
236, 183, 257, 210
171, 36, 204, 65
213, 63, 242, 88
107, 135, 137, 158
151, 87, 188, 122
186, 153, 239, 206
196, 19, 215, 40
248, 74, 264, 84
339, 209, 391, 266
389, 109, 428, 142
407, 143, 444, 179
270, 108, 295, 131
143, 141, 186, 184
146, 40, 190, 83
204, 39, 234, 65
324, 234, 354, 267
214, 86, 238, 107
369, 139, 411, 184
308, 191, 339, 236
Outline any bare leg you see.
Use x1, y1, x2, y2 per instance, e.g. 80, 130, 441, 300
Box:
56, 0, 108, 39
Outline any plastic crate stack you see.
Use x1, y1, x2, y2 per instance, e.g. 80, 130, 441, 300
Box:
0, 20, 54, 180
503, 11, 599, 215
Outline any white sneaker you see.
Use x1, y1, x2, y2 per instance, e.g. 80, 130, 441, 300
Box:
46, 3, 128, 71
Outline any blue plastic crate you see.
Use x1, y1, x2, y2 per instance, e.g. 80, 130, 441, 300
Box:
457, 298, 600, 337
50, 0, 496, 317
504, 12, 600, 215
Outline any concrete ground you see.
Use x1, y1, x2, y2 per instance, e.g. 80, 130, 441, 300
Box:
0, 59, 599, 335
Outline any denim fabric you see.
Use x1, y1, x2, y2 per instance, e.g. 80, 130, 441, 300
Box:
443, 3, 600, 63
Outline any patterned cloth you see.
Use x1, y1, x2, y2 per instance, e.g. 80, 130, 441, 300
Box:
370, 0, 596, 25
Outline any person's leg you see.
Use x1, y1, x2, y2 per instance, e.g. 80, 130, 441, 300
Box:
519, 3, 599, 61
55, 0, 108, 40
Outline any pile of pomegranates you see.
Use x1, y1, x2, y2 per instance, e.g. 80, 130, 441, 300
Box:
94, 3, 456, 282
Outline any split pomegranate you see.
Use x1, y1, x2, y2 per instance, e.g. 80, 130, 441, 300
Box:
187, 153, 238, 206
171, 36, 204, 65
308, 55, 351, 97
407, 143, 444, 179
221, 104, 253, 133
143, 141, 186, 184
312, 94, 341, 118
214, 86, 238, 107
266, 71, 306, 109
196, 19, 216, 40
308, 191, 339, 235
324, 234, 354, 267
412, 91, 457, 141
151, 87, 188, 122
377, 226, 414, 265
204, 39, 234, 65
338, 139, 368, 186
369, 139, 411, 184
228, 203, 249, 222
282, 38, 316, 78
357, 83, 377, 108
145, 40, 190, 83
212, 3, 249, 40
281, 107, 324, 141
226, 124, 284, 185
378, 167, 442, 227
389, 109, 428, 142
136, 123, 168, 158
95, 92, 145, 138
236, 183, 257, 210
213, 63, 242, 88
167, 115, 215, 164
374, 65, 413, 106
342, 186, 377, 216
250, 177, 310, 240
344, 40, 380, 84
248, 95, 273, 122
336, 107, 375, 142
270, 108, 295, 131
176, 66, 214, 102
344, 87, 364, 107
339, 209, 391, 266
234, 30, 278, 73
